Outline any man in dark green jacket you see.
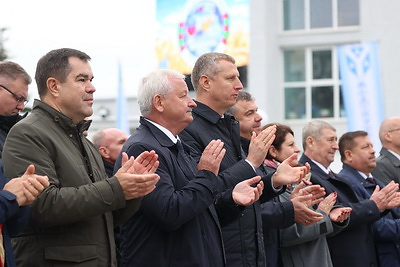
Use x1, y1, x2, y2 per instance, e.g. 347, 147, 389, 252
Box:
3, 48, 160, 267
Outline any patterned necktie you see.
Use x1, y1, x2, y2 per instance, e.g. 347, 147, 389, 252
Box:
328, 170, 335, 178
0, 224, 4, 267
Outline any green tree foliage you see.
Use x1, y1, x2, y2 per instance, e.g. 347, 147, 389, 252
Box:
0, 28, 8, 61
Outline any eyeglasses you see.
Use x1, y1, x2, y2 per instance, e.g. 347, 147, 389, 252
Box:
0, 84, 28, 105
388, 128, 400, 133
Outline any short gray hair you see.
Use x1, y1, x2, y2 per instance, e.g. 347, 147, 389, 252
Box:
226, 90, 253, 117
91, 128, 107, 149
0, 61, 31, 84
191, 52, 235, 92
137, 69, 185, 116
302, 120, 336, 150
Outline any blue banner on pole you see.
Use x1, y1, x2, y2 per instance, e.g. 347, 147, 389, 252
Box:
116, 63, 130, 135
338, 41, 384, 152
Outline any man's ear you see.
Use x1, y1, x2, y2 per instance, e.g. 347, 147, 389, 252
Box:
199, 75, 211, 92
153, 94, 164, 112
46, 78, 60, 97
384, 131, 393, 143
98, 146, 109, 159
306, 136, 314, 148
344, 150, 353, 162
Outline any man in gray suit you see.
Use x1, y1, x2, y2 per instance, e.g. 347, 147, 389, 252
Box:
372, 117, 400, 184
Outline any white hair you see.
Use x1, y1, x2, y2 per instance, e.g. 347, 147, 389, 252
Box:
137, 69, 185, 116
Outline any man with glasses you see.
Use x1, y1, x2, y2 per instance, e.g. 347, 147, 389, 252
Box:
0, 61, 50, 267
0, 61, 30, 156
372, 117, 400, 184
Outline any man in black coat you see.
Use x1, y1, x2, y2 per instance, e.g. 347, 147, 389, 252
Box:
180, 52, 311, 267
227, 90, 325, 266
115, 69, 266, 267
300, 120, 399, 267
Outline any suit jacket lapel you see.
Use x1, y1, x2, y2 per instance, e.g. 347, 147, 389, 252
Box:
141, 118, 197, 180
381, 147, 400, 167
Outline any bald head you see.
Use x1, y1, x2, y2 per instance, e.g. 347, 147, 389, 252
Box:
92, 128, 128, 164
379, 117, 400, 154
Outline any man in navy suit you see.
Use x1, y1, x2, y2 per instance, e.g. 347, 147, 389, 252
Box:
115, 69, 268, 266
299, 120, 399, 267
338, 130, 400, 267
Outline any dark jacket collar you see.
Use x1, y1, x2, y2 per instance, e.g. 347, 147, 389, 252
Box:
299, 153, 332, 180
139, 116, 176, 148
0, 113, 27, 133
192, 100, 231, 124
33, 99, 91, 134
103, 159, 115, 178
240, 136, 250, 155
341, 163, 365, 183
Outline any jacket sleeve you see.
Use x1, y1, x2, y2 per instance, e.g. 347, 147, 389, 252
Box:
0, 189, 20, 224
372, 209, 400, 241
113, 198, 143, 227
0, 169, 30, 235
261, 199, 294, 229
3, 123, 127, 227
125, 143, 221, 231
4, 206, 30, 237
214, 188, 246, 226
280, 211, 334, 247
341, 199, 381, 228
260, 173, 286, 203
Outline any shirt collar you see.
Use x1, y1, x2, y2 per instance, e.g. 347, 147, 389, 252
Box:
357, 170, 372, 180
144, 118, 178, 144
311, 159, 333, 175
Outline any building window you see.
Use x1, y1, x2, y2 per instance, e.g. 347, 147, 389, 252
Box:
283, 0, 305, 30
283, 0, 359, 31
284, 47, 345, 120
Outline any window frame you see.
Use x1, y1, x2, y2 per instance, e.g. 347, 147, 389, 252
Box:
283, 46, 344, 121
283, 0, 359, 32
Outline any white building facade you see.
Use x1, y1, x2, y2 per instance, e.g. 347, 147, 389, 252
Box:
90, 0, 400, 170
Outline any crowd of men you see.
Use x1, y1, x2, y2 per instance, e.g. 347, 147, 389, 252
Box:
1, 48, 400, 267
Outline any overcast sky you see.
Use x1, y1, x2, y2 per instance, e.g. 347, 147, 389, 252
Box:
1, 0, 157, 104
